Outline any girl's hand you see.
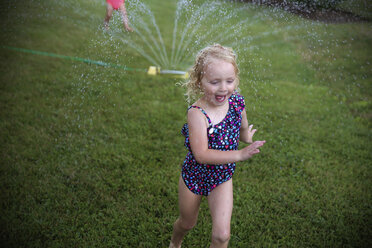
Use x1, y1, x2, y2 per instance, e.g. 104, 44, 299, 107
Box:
239, 111, 258, 144
240, 140, 266, 161
247, 124, 256, 144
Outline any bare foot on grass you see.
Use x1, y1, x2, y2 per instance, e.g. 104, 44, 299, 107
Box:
124, 26, 133, 32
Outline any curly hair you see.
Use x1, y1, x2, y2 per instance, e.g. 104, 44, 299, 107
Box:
183, 44, 240, 103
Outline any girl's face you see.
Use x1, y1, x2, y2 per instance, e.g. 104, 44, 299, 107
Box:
200, 58, 237, 107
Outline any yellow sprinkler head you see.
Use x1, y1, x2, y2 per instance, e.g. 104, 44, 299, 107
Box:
180, 72, 189, 79
147, 66, 161, 75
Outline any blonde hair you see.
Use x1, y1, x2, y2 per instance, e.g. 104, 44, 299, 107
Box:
184, 44, 240, 103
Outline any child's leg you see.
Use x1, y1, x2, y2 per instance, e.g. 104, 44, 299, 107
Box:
207, 180, 233, 248
170, 176, 202, 248
118, 3, 133, 31
104, 3, 114, 28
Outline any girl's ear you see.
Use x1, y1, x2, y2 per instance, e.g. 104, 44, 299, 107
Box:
197, 80, 203, 90
233, 83, 239, 93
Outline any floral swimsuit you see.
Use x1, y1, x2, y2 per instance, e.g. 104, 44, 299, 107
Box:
181, 93, 245, 196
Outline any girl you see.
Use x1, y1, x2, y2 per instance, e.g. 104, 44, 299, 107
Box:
104, 0, 133, 31
169, 44, 266, 248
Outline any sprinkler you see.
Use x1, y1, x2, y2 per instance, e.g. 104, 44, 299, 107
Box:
1, 46, 190, 78
147, 66, 189, 79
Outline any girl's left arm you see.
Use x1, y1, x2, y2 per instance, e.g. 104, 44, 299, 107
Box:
240, 109, 256, 144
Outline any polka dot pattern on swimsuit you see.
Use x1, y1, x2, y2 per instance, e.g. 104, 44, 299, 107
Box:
181, 93, 245, 196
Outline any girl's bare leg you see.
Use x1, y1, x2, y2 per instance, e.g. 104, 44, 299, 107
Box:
119, 4, 133, 31
170, 176, 202, 248
104, 4, 114, 29
207, 180, 233, 248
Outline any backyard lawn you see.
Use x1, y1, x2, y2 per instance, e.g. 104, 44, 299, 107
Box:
0, 0, 371, 247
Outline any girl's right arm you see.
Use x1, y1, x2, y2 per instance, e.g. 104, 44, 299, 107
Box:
188, 108, 265, 165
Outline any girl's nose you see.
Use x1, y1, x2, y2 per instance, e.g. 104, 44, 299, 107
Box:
220, 82, 227, 91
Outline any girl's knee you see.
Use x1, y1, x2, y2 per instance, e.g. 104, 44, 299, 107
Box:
212, 229, 230, 244
177, 217, 197, 231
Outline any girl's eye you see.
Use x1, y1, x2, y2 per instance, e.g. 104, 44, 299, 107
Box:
210, 81, 219, 85
227, 80, 235, 84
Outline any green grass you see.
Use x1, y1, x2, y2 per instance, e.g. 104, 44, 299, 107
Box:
1, 0, 371, 247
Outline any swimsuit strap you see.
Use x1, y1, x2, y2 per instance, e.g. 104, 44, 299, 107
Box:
188, 106, 212, 127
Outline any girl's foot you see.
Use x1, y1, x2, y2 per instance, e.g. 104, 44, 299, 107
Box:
104, 22, 110, 31
124, 26, 133, 32
169, 242, 180, 248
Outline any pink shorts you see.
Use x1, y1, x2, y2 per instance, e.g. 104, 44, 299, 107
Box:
107, 0, 124, 10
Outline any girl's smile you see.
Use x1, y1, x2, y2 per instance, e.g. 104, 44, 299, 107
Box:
200, 59, 237, 107
215, 95, 226, 103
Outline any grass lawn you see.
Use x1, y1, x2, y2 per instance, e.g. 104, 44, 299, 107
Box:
0, 0, 371, 247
